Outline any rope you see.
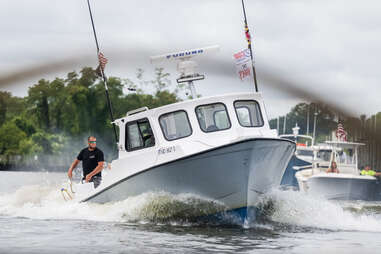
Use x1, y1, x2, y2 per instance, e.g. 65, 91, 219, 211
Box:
61, 179, 75, 201
69, 179, 75, 194
61, 188, 73, 201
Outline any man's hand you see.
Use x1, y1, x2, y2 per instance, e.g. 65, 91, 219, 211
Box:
68, 169, 73, 179
67, 159, 80, 179
85, 174, 92, 183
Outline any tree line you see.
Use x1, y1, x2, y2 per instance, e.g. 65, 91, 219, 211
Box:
0, 67, 380, 170
0, 67, 181, 170
269, 103, 381, 169
269, 102, 381, 144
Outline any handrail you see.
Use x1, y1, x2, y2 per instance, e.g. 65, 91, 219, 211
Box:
126, 107, 149, 116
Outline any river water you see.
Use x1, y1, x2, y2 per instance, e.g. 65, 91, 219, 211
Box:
1, 171, 381, 254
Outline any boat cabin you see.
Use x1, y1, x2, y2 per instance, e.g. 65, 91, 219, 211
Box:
279, 125, 314, 162
313, 141, 364, 175
112, 92, 277, 167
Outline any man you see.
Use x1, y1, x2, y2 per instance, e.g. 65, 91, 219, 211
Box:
361, 165, 381, 177
67, 136, 104, 188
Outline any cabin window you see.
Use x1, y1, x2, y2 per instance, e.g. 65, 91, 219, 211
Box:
159, 110, 192, 141
125, 118, 155, 151
195, 103, 231, 132
234, 100, 264, 127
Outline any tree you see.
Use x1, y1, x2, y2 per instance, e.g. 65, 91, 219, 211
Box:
270, 102, 337, 141
0, 91, 24, 127
0, 66, 185, 169
0, 122, 26, 156
27, 79, 51, 130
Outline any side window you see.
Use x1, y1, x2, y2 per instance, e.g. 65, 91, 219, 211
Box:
195, 103, 231, 132
126, 118, 155, 151
234, 100, 264, 127
159, 110, 192, 141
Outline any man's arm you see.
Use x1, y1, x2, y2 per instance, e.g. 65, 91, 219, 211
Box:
68, 159, 80, 179
85, 161, 104, 182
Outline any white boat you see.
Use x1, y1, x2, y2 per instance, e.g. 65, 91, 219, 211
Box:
76, 92, 295, 220
67, 46, 296, 222
295, 141, 380, 200
280, 124, 314, 189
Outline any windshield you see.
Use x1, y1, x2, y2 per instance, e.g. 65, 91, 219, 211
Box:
337, 148, 356, 164
317, 150, 332, 162
296, 150, 314, 157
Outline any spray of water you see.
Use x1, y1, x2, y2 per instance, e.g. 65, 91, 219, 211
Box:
3, 175, 381, 232
0, 182, 228, 224
257, 188, 381, 232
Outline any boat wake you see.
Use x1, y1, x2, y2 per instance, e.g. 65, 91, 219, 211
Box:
0, 183, 233, 225
2, 181, 381, 231
256, 188, 381, 232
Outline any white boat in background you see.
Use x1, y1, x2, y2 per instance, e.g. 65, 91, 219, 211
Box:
280, 124, 314, 163
295, 141, 380, 200
280, 124, 314, 189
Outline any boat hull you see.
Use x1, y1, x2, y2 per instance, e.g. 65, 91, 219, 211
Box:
281, 155, 311, 189
307, 175, 380, 200
82, 138, 295, 221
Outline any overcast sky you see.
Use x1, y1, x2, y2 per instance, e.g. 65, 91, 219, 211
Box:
1, 0, 380, 118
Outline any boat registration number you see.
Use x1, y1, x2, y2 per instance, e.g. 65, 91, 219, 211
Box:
158, 146, 176, 155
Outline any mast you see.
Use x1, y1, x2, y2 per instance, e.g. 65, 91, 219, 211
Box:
86, 0, 118, 144
241, 0, 259, 92
306, 104, 310, 136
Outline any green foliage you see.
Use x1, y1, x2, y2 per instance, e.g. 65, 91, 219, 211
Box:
13, 116, 36, 136
0, 91, 25, 127
270, 102, 380, 143
0, 121, 27, 156
0, 67, 182, 168
270, 102, 337, 138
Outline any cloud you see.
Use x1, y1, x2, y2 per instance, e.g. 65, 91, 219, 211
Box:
1, 0, 380, 117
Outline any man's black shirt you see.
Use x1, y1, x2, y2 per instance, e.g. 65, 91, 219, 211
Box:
77, 147, 104, 177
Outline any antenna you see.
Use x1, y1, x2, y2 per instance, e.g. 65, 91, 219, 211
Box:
292, 123, 300, 137
150, 45, 220, 98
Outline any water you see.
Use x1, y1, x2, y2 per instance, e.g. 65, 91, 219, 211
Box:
1, 171, 381, 253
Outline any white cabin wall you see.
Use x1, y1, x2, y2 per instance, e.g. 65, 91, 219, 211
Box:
117, 92, 278, 163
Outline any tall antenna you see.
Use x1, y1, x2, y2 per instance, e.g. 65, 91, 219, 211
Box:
241, 0, 259, 92
86, 0, 118, 143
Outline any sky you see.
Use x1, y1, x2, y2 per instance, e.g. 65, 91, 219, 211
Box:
1, 0, 380, 118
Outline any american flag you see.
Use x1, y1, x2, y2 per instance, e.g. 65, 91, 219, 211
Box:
95, 52, 108, 77
336, 123, 347, 141
98, 52, 108, 70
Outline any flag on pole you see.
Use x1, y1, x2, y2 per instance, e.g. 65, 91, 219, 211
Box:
95, 52, 108, 77
234, 49, 252, 81
245, 24, 251, 45
336, 123, 348, 141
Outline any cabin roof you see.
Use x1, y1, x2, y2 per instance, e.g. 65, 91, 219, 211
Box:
325, 141, 365, 148
114, 91, 264, 124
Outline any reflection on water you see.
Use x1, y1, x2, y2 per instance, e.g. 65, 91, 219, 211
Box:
1, 171, 381, 253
